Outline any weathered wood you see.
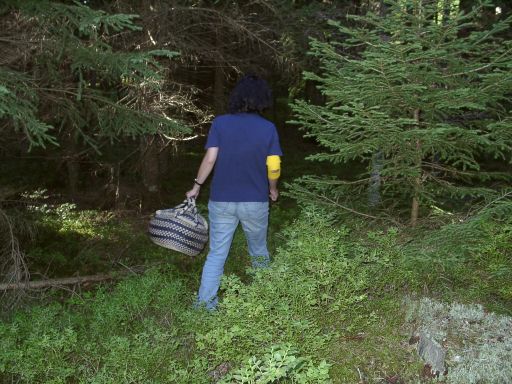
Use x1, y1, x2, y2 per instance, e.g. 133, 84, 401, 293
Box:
417, 330, 446, 377
410, 109, 422, 227
0, 273, 116, 291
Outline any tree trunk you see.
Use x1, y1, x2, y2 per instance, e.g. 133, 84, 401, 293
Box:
304, 79, 325, 106
140, 135, 161, 209
411, 179, 420, 226
411, 109, 422, 227
368, 151, 383, 208
459, 0, 478, 14
379, 0, 388, 17
158, 143, 171, 176
0, 265, 148, 291
0, 273, 114, 290
214, 64, 225, 114
213, 31, 225, 115
66, 131, 79, 200
496, 1, 511, 19
367, 0, 389, 208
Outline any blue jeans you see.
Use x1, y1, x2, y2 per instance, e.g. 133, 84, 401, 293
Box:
197, 201, 270, 310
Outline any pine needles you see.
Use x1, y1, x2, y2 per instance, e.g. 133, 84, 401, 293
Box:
289, 0, 512, 224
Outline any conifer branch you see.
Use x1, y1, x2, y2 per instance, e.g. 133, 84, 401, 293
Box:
443, 48, 512, 78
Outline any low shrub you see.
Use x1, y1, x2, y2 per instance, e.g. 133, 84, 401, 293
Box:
220, 344, 331, 384
1, 207, 385, 382
191, 206, 396, 379
0, 269, 204, 383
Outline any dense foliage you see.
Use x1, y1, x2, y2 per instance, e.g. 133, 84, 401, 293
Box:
1, 0, 186, 149
290, 0, 512, 224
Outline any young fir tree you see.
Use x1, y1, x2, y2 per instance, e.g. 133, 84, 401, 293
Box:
290, 0, 512, 225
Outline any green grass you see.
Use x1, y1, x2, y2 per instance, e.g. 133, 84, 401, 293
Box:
2, 200, 512, 382
325, 296, 423, 383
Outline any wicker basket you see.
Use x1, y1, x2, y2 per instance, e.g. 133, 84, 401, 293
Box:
148, 198, 208, 256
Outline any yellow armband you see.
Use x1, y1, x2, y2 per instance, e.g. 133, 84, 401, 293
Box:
266, 155, 281, 180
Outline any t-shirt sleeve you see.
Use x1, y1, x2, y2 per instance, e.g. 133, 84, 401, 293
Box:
205, 119, 220, 149
268, 126, 283, 156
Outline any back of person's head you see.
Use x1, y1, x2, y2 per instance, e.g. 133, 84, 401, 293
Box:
228, 74, 273, 114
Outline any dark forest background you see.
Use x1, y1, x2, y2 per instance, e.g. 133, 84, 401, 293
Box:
1, 1, 511, 383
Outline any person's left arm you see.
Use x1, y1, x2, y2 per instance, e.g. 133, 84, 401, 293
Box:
267, 155, 281, 201
267, 125, 283, 202
186, 147, 219, 199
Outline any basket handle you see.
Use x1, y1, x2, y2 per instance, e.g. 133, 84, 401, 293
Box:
178, 198, 201, 225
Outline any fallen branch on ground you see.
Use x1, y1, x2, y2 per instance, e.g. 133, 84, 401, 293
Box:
0, 267, 147, 291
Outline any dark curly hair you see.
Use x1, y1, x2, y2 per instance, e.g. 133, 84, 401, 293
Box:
228, 74, 273, 114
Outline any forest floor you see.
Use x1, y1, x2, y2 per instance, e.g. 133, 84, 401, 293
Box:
1, 128, 511, 383
2, 196, 511, 383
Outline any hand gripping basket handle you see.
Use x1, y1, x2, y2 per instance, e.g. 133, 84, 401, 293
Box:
155, 198, 196, 219
148, 197, 208, 256
174, 197, 201, 227
185, 197, 198, 215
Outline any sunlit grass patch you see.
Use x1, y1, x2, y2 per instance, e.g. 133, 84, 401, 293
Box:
24, 199, 195, 277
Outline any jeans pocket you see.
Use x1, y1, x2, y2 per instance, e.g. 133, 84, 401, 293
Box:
208, 201, 230, 216
240, 202, 269, 220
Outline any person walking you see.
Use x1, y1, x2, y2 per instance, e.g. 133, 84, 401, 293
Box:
186, 74, 282, 310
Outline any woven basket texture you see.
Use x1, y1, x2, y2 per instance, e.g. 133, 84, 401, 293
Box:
148, 199, 208, 256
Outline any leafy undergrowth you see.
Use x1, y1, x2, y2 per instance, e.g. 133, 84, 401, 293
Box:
20, 192, 296, 281
401, 202, 512, 315
1, 204, 511, 383
19, 195, 172, 278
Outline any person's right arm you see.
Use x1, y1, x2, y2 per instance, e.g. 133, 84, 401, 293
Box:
186, 147, 218, 199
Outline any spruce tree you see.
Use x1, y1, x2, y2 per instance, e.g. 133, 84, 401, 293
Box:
0, 0, 185, 149
290, 0, 512, 225
0, 0, 189, 284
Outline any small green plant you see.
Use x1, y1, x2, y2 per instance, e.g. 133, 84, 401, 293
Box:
220, 345, 331, 384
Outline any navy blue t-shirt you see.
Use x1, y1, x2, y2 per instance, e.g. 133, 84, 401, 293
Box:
205, 113, 283, 202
